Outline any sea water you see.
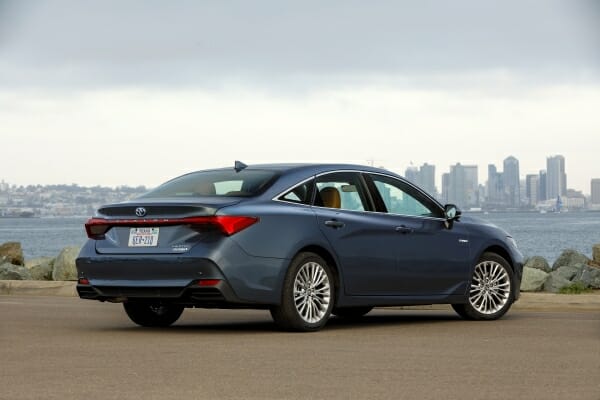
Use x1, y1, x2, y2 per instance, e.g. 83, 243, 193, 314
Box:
0, 212, 599, 263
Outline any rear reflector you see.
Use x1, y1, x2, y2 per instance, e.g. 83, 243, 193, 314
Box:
78, 278, 90, 285
85, 215, 258, 239
197, 279, 221, 287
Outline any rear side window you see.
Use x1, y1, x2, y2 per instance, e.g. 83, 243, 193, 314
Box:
278, 179, 315, 205
140, 170, 278, 198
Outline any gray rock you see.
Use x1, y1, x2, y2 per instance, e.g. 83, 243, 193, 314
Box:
0, 242, 25, 266
520, 267, 549, 292
523, 256, 551, 273
593, 244, 600, 265
574, 265, 600, 289
52, 246, 80, 281
29, 260, 55, 281
0, 263, 32, 280
25, 257, 54, 269
555, 265, 585, 281
552, 249, 590, 270
543, 271, 573, 293
26, 257, 55, 281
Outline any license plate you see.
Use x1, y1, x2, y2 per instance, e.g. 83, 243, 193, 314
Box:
128, 227, 159, 247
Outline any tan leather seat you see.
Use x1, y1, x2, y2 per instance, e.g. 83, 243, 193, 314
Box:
320, 187, 341, 208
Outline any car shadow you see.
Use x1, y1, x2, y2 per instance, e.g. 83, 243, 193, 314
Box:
95, 309, 494, 335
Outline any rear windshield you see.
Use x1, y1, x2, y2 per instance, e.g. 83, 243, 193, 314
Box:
140, 169, 278, 198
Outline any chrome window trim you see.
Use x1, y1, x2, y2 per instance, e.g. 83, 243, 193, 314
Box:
271, 169, 448, 222
272, 175, 316, 207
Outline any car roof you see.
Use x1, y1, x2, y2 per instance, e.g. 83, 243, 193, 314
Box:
204, 162, 400, 176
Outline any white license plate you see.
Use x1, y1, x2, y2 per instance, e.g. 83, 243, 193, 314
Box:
128, 227, 159, 247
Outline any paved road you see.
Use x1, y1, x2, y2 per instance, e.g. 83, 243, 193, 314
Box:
1, 296, 599, 400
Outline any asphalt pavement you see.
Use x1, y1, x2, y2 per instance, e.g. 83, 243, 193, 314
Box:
1, 296, 599, 400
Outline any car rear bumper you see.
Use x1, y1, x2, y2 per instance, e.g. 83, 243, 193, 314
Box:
75, 240, 289, 306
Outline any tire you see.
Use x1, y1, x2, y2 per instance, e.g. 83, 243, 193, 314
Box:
123, 302, 184, 327
452, 252, 515, 321
332, 307, 373, 319
270, 252, 335, 332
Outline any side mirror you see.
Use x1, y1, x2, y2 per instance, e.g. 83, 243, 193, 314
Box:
444, 204, 461, 220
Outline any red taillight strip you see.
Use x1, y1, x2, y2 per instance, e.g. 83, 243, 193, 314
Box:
85, 216, 258, 239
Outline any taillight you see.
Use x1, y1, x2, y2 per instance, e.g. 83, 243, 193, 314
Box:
210, 216, 258, 235
84, 215, 258, 239
85, 218, 111, 239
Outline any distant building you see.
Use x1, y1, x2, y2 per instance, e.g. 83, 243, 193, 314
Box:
538, 170, 547, 202
546, 155, 566, 200
591, 179, 600, 206
525, 174, 539, 206
404, 166, 419, 186
447, 163, 478, 208
419, 163, 436, 196
441, 173, 450, 203
486, 164, 503, 205
503, 156, 520, 207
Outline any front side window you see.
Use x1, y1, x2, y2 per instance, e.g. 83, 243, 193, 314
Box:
140, 169, 278, 198
314, 172, 371, 211
369, 174, 443, 218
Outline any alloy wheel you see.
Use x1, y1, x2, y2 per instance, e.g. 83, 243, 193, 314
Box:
293, 261, 331, 323
468, 260, 511, 315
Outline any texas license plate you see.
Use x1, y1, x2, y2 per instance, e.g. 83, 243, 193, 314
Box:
128, 227, 159, 247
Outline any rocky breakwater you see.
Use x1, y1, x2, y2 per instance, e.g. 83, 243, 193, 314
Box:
520, 245, 600, 293
0, 242, 80, 281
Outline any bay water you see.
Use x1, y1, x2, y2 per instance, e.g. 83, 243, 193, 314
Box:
0, 212, 599, 263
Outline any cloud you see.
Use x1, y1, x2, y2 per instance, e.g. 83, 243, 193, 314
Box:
1, 0, 598, 90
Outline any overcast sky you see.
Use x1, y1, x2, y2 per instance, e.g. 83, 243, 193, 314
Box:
1, 0, 599, 193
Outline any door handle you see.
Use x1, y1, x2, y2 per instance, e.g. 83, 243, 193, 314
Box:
395, 225, 413, 234
324, 219, 345, 229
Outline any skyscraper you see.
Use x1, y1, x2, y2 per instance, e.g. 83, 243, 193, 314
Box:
486, 164, 503, 204
525, 174, 539, 206
404, 166, 419, 185
538, 170, 547, 201
447, 163, 478, 208
591, 179, 600, 206
503, 156, 520, 207
419, 163, 436, 196
546, 155, 566, 200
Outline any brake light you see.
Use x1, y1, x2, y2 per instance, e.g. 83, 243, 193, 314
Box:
84, 215, 258, 239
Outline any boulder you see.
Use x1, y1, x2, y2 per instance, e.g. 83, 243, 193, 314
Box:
554, 265, 585, 281
25, 257, 54, 269
0, 263, 32, 280
593, 244, 600, 265
574, 265, 600, 289
552, 249, 590, 270
26, 258, 55, 281
52, 246, 80, 281
543, 271, 573, 293
520, 267, 548, 292
523, 256, 551, 273
0, 242, 24, 266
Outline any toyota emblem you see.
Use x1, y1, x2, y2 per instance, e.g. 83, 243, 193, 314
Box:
135, 207, 147, 217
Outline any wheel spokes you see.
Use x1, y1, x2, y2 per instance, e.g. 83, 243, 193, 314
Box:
468, 261, 511, 315
293, 261, 331, 323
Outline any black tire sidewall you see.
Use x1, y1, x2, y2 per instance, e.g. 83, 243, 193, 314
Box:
272, 252, 335, 332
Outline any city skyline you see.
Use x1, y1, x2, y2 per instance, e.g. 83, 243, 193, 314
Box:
1, 1, 599, 192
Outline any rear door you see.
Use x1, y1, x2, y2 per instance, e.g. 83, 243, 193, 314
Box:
312, 171, 402, 295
